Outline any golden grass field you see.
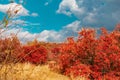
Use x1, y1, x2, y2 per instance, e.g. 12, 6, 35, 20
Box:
0, 63, 86, 80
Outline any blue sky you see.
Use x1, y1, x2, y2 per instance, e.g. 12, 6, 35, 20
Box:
0, 0, 120, 42
0, 0, 77, 32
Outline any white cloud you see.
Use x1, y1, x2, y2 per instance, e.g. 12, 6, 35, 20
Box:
31, 13, 39, 17
37, 20, 81, 42
64, 20, 81, 32
0, 28, 60, 43
0, 3, 29, 16
57, 0, 85, 16
0, 3, 40, 29
57, 0, 120, 30
83, 12, 96, 24
8, 19, 27, 27
0, 20, 81, 43
0, 19, 40, 28
0, 28, 37, 43
37, 30, 61, 42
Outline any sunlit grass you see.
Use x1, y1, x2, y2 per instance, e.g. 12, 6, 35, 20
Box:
0, 63, 71, 80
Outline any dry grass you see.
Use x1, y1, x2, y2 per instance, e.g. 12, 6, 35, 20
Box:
0, 63, 86, 80
0, 63, 70, 80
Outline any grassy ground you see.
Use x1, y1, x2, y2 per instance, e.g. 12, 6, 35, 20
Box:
0, 63, 70, 80
0, 63, 86, 80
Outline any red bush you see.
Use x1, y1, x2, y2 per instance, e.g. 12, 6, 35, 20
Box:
1, 24, 120, 79
54, 27, 120, 79
18, 44, 47, 64
65, 63, 91, 78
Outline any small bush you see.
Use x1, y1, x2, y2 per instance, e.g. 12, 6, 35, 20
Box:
0, 35, 22, 63
18, 44, 48, 64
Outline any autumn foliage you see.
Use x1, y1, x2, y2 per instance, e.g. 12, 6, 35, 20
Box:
0, 25, 120, 79
18, 44, 48, 64
0, 35, 22, 63
54, 27, 120, 79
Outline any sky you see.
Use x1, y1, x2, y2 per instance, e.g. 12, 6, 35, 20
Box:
0, 0, 120, 43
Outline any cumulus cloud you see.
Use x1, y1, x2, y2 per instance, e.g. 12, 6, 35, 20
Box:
36, 20, 81, 42
0, 28, 37, 43
29, 20, 81, 42
0, 28, 60, 43
57, 0, 120, 30
31, 13, 39, 17
0, 20, 81, 43
0, 3, 29, 16
64, 20, 81, 32
57, 0, 85, 16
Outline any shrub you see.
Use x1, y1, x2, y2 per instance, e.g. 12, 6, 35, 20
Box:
55, 27, 120, 79
18, 44, 48, 64
0, 35, 22, 63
